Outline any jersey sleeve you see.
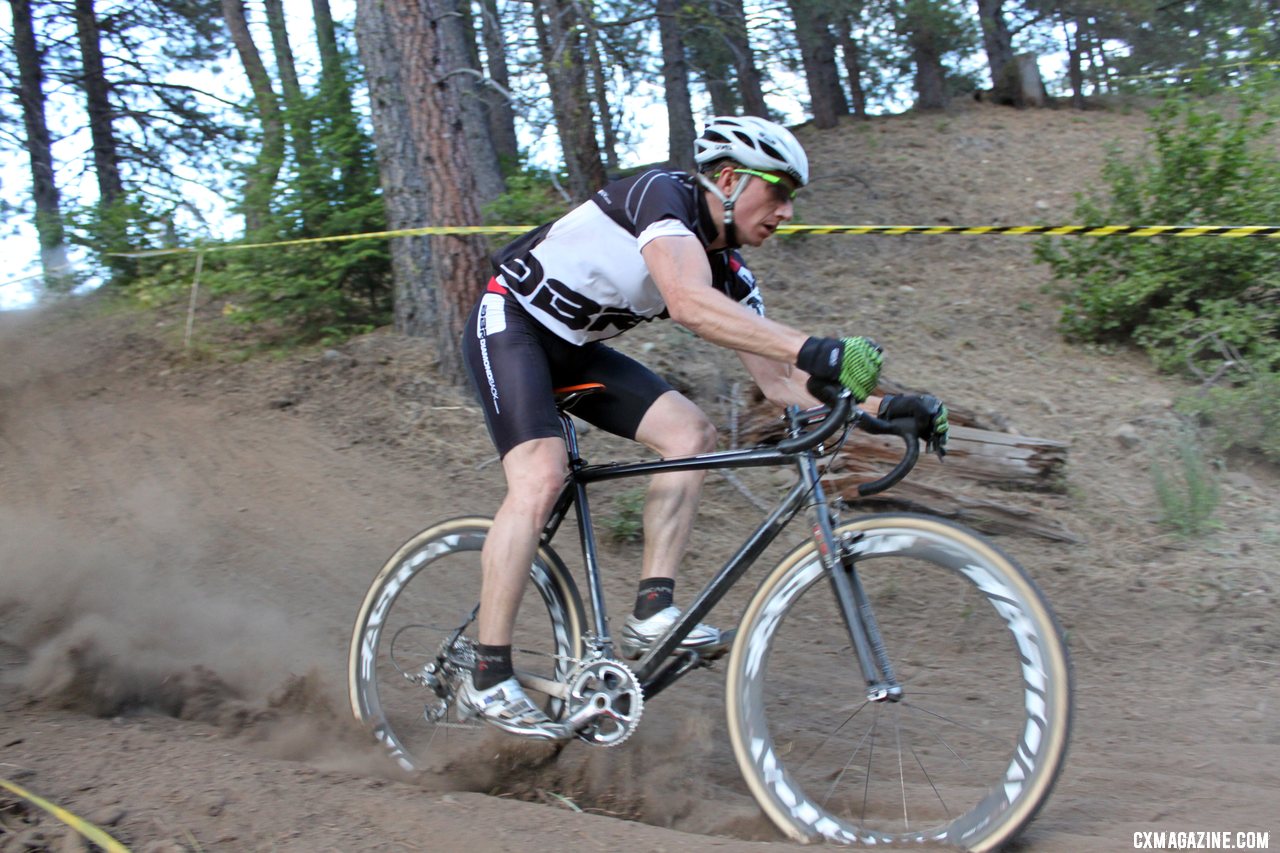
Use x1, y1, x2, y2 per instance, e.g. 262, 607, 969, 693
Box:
620, 171, 698, 237
725, 250, 765, 317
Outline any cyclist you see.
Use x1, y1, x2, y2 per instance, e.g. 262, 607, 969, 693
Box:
458, 116, 948, 738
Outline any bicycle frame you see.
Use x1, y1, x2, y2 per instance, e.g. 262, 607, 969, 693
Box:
539, 402, 905, 703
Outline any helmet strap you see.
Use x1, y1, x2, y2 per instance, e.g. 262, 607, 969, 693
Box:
697, 170, 753, 249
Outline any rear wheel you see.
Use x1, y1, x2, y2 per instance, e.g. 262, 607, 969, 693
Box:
727, 514, 1072, 850
348, 517, 586, 771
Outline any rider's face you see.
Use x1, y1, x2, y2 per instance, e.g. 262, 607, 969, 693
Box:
729, 171, 797, 247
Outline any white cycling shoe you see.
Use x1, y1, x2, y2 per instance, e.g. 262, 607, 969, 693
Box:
619, 606, 727, 660
456, 674, 569, 741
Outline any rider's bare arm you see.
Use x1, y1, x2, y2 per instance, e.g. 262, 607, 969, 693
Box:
642, 235, 808, 363
737, 352, 820, 408
739, 351, 884, 413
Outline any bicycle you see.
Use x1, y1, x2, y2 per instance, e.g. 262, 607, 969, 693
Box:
348, 382, 1073, 850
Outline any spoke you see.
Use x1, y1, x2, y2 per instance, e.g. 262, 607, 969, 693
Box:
904, 702, 972, 771
902, 700, 1015, 748
820, 714, 879, 808
894, 712, 909, 831
908, 731, 953, 819
860, 704, 881, 823
794, 696, 873, 774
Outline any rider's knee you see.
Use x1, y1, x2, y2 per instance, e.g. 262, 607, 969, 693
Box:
668, 414, 718, 457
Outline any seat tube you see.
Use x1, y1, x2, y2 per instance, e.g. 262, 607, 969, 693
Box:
559, 411, 612, 644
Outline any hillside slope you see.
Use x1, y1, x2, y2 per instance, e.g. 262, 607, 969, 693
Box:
1, 101, 1277, 851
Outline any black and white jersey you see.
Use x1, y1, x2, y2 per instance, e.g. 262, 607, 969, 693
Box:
490, 169, 764, 344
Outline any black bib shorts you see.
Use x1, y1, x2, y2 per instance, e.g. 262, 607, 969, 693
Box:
461, 282, 674, 459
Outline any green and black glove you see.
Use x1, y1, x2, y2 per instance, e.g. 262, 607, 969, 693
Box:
796, 336, 883, 402
878, 394, 949, 459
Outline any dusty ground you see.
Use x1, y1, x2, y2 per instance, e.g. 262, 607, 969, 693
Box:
1, 100, 1277, 851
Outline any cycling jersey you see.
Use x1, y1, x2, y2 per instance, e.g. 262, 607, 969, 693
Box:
490, 169, 764, 344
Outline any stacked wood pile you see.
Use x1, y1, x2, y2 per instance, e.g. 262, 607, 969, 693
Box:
734, 380, 1079, 543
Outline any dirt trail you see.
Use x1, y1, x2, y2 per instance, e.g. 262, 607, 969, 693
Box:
2, 103, 1277, 851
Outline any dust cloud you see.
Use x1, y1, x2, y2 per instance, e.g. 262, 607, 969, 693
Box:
0, 506, 395, 775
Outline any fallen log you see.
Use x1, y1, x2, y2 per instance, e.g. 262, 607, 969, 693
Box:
735, 383, 1078, 542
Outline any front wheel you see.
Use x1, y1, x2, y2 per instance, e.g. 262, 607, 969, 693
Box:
348, 517, 586, 772
726, 514, 1072, 851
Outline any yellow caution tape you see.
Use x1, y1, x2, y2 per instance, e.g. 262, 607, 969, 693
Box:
0, 776, 131, 852
778, 224, 1280, 238
108, 222, 1280, 259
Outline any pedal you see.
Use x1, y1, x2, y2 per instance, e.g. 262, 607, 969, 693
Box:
619, 628, 736, 662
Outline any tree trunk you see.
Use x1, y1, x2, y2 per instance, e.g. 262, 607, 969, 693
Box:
976, 0, 1017, 104
586, 24, 619, 173
378, 0, 494, 384
905, 11, 948, 111
355, 0, 437, 340
683, 0, 738, 116
533, 0, 606, 200
656, 0, 695, 171
478, 0, 520, 170
438, 0, 504, 204
263, 0, 315, 189
73, 0, 123, 207
722, 0, 767, 117
220, 0, 285, 233
837, 14, 868, 119
789, 0, 847, 129
10, 0, 69, 283
1063, 14, 1086, 110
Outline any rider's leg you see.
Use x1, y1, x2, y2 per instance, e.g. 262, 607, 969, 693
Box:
632, 390, 718, 583
477, 436, 568, 647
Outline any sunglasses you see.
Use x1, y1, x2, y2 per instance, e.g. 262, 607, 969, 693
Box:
732, 168, 799, 201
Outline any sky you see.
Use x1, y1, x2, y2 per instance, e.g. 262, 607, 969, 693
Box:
0, 0, 357, 310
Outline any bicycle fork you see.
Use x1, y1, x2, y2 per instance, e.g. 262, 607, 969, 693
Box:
800, 453, 904, 703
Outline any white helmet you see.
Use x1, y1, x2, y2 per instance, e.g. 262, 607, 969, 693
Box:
694, 116, 809, 187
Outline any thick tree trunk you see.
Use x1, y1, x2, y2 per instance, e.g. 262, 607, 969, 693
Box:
478, 0, 521, 170
73, 0, 123, 207
789, 0, 847, 129
10, 0, 68, 282
976, 0, 1017, 104
656, 0, 695, 171
908, 27, 948, 110
378, 0, 493, 384
220, 0, 285, 233
533, 0, 606, 200
355, 0, 437, 340
437, 0, 504, 204
263, 0, 315, 189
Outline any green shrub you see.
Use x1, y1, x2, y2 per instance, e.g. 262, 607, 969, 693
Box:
1035, 84, 1280, 459
1149, 422, 1221, 536
601, 488, 647, 545
1037, 89, 1280, 369
1177, 370, 1280, 462
482, 169, 572, 229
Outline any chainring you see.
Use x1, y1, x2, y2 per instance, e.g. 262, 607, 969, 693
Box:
564, 658, 644, 747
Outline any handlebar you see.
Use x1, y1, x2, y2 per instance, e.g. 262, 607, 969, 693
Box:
774, 381, 921, 498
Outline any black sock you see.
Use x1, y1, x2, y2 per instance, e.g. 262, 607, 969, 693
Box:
473, 643, 513, 690
634, 578, 675, 620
